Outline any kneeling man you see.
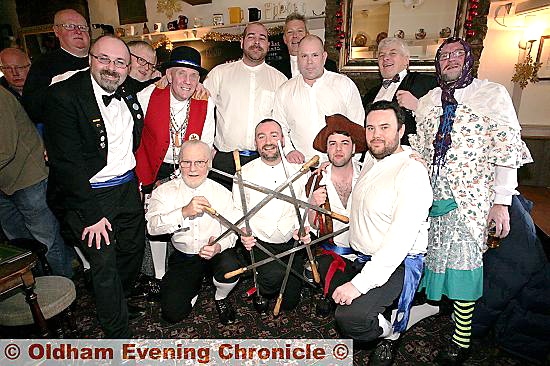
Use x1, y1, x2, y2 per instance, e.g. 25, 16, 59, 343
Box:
320, 101, 432, 365
146, 140, 241, 325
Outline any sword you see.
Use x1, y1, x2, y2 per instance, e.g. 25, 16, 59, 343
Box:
203, 206, 317, 288
210, 155, 320, 245
210, 167, 349, 223
233, 150, 260, 297
273, 142, 319, 316
224, 227, 349, 279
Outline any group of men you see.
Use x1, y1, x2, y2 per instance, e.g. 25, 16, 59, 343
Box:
0, 7, 532, 366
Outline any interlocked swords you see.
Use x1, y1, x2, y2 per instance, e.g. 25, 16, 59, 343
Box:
204, 206, 318, 288
209, 156, 320, 245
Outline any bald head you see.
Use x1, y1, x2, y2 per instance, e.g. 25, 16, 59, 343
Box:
53, 9, 90, 57
297, 35, 327, 86
0, 48, 31, 94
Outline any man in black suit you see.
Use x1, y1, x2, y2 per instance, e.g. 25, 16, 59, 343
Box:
269, 12, 338, 78
362, 37, 437, 145
43, 35, 145, 338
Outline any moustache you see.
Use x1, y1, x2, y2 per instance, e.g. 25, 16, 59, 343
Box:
100, 69, 120, 78
249, 45, 264, 51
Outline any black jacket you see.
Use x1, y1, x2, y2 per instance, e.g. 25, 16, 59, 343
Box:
43, 71, 144, 227
362, 72, 437, 145
472, 195, 550, 363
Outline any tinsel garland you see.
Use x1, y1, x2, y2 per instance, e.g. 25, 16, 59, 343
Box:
152, 36, 173, 51
202, 25, 284, 42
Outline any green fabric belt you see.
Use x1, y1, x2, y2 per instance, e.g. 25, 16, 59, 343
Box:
429, 198, 458, 217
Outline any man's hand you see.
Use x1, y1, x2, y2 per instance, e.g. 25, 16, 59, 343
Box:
409, 151, 428, 170
310, 186, 327, 206
199, 236, 221, 259
312, 161, 330, 175
240, 228, 256, 251
286, 150, 305, 164
193, 83, 211, 100
81, 217, 112, 249
487, 204, 510, 238
155, 75, 169, 89
181, 196, 210, 218
292, 226, 311, 244
332, 281, 361, 306
396, 90, 419, 112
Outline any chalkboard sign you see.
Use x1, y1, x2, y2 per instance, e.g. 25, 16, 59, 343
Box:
266, 33, 288, 64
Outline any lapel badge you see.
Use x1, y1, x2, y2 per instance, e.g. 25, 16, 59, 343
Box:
100, 142, 106, 149
100, 136, 105, 141
189, 133, 199, 141
132, 103, 139, 110
136, 114, 142, 119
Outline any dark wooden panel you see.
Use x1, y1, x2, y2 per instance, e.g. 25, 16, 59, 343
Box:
117, 0, 147, 25
15, 0, 89, 28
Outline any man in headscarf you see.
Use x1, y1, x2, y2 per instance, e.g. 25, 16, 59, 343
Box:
410, 38, 532, 365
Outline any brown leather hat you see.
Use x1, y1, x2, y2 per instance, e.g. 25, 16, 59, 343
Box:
313, 114, 367, 153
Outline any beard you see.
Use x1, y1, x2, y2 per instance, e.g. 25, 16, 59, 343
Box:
259, 144, 280, 162
96, 69, 122, 93
244, 45, 267, 62
368, 137, 400, 160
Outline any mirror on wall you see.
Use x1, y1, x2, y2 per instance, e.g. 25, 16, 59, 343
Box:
339, 0, 468, 72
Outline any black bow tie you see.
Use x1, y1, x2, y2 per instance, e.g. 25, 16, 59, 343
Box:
382, 74, 401, 89
102, 92, 122, 106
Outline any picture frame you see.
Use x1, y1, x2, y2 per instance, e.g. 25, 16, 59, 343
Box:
20, 25, 60, 62
213, 14, 224, 26
536, 35, 550, 80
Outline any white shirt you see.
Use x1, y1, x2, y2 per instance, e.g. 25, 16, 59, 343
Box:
137, 84, 215, 164
146, 178, 237, 253
273, 70, 365, 162
233, 158, 309, 243
315, 161, 361, 259
204, 60, 288, 151
374, 69, 408, 103
349, 149, 432, 294
289, 55, 299, 78
89, 76, 136, 183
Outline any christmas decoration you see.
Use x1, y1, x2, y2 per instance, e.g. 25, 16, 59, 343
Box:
157, 0, 182, 19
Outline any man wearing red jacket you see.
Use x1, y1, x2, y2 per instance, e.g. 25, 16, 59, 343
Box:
136, 46, 214, 193
135, 46, 215, 288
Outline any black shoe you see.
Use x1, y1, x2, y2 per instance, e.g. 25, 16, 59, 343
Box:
215, 298, 236, 325
252, 294, 269, 314
145, 278, 161, 303
369, 339, 398, 366
434, 342, 471, 365
316, 297, 336, 318
127, 304, 146, 321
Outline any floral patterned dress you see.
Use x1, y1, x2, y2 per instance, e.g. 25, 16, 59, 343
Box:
409, 79, 532, 301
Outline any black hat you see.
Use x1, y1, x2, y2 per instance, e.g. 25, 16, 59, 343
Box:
158, 46, 207, 75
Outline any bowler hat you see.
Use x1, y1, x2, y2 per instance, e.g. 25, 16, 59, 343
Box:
313, 114, 367, 153
158, 46, 207, 75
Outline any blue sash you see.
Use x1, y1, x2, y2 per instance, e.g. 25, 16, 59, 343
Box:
239, 150, 259, 157
320, 242, 356, 256
353, 252, 424, 333
90, 170, 134, 189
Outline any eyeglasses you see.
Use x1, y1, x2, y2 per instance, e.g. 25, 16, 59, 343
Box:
90, 54, 129, 69
0, 64, 30, 74
130, 53, 156, 70
179, 160, 208, 169
439, 49, 466, 61
55, 23, 89, 32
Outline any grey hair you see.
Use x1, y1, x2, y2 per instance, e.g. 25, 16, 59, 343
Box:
378, 37, 410, 58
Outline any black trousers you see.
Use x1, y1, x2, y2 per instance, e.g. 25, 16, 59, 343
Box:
161, 248, 241, 323
209, 150, 259, 190
318, 254, 404, 341
254, 238, 305, 311
63, 178, 145, 338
